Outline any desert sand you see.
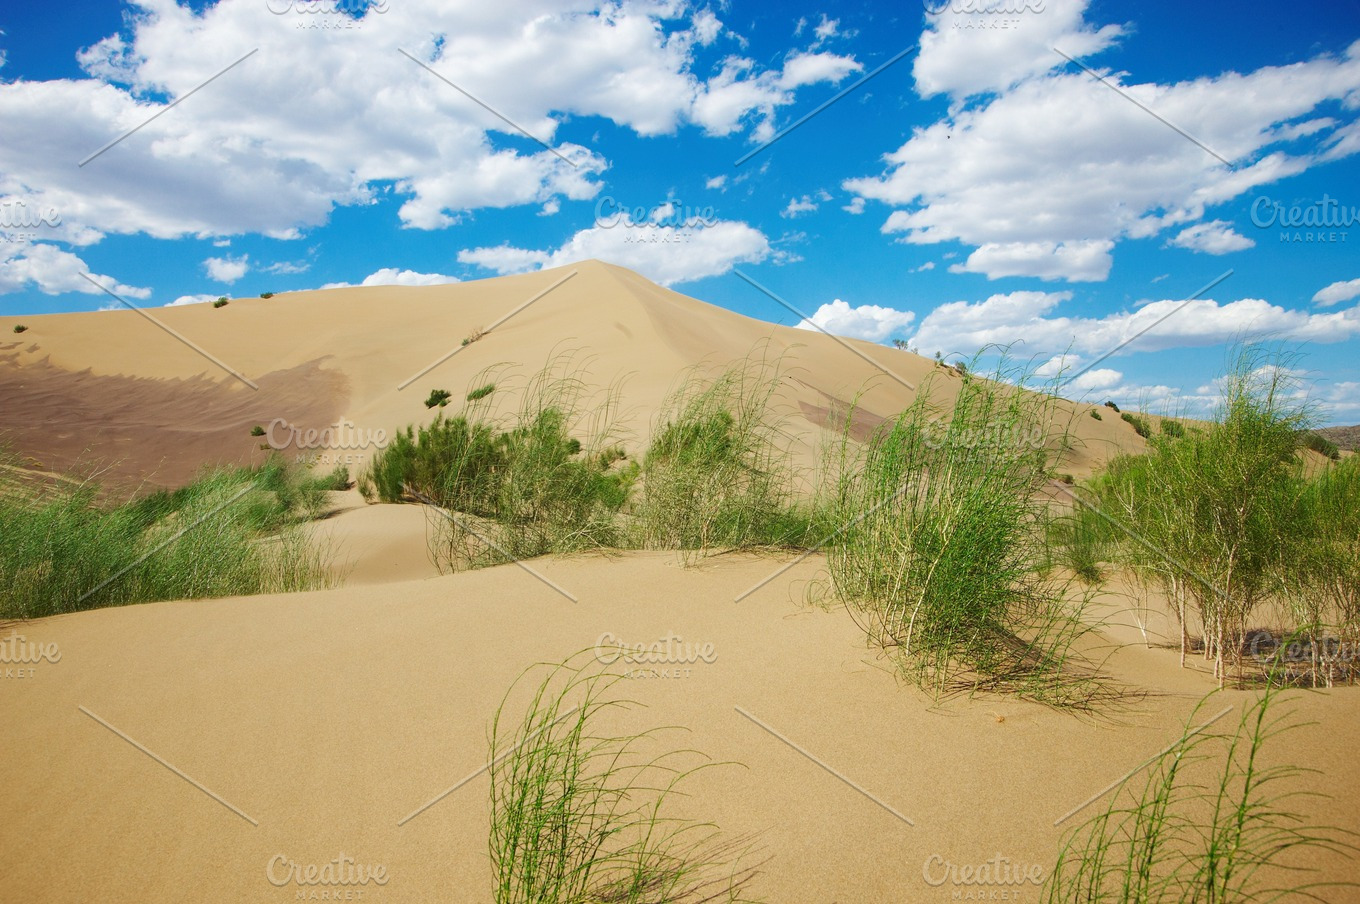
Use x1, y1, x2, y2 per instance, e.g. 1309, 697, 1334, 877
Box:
2, 263, 1357, 903
0, 260, 1144, 490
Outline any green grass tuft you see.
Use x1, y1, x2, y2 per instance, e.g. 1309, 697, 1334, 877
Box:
1046, 688, 1357, 903
0, 455, 332, 619
489, 655, 762, 904
826, 353, 1103, 706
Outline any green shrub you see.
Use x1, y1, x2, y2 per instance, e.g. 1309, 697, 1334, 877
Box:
1046, 502, 1112, 584
13, 324, 27, 333
1086, 347, 1315, 683
1160, 418, 1185, 438
1104, 400, 1120, 413
213, 297, 229, 308
1120, 411, 1151, 438
260, 292, 274, 299
466, 383, 496, 402
0, 456, 331, 619
425, 388, 452, 409
1090, 409, 1102, 421
250, 424, 266, 437
369, 363, 633, 568
1301, 431, 1341, 460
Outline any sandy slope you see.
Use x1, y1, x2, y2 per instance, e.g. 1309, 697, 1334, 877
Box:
2, 547, 1358, 904
5, 261, 1354, 902
0, 260, 1145, 490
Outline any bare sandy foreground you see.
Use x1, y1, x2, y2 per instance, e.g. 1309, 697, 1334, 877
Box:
3, 546, 1359, 903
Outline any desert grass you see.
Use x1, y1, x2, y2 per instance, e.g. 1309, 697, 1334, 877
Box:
633, 350, 821, 562
489, 656, 762, 904
825, 354, 1104, 706
1045, 687, 1357, 903
0, 454, 333, 619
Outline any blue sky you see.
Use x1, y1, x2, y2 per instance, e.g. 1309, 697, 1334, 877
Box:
2, 0, 1359, 421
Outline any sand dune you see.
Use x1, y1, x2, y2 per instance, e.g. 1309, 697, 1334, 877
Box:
3, 546, 1357, 903
0, 260, 1144, 490
4, 262, 1355, 902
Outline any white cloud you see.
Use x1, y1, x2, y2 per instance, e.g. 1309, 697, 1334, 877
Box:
912, 261, 936, 272
0, 0, 861, 260
911, 290, 1360, 360
782, 191, 830, 218
165, 293, 218, 306
797, 298, 916, 342
459, 216, 771, 286
691, 9, 722, 46
320, 268, 461, 289
1313, 278, 1360, 307
0, 242, 150, 299
364, 268, 460, 287
705, 175, 728, 191
849, 19, 1360, 281
263, 260, 309, 275
205, 255, 249, 284
1166, 220, 1255, 254
843, 197, 865, 215
915, 0, 1125, 102
1034, 354, 1122, 391
947, 240, 1115, 282
458, 244, 553, 275
814, 15, 840, 41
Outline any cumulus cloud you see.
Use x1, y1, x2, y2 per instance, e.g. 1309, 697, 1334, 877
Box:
458, 244, 553, 275
0, 0, 861, 261
947, 240, 1115, 282
458, 216, 771, 286
797, 299, 916, 342
914, 0, 1125, 101
1313, 278, 1360, 306
322, 268, 461, 289
1034, 353, 1123, 391
1166, 220, 1255, 254
205, 254, 249, 284
849, 9, 1360, 281
165, 293, 218, 306
0, 242, 150, 299
782, 191, 830, 218
910, 290, 1360, 361
705, 175, 728, 191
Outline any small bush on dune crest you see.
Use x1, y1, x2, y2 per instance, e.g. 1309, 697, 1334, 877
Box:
489, 656, 762, 904
826, 353, 1104, 706
1046, 687, 1357, 903
1120, 411, 1152, 438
